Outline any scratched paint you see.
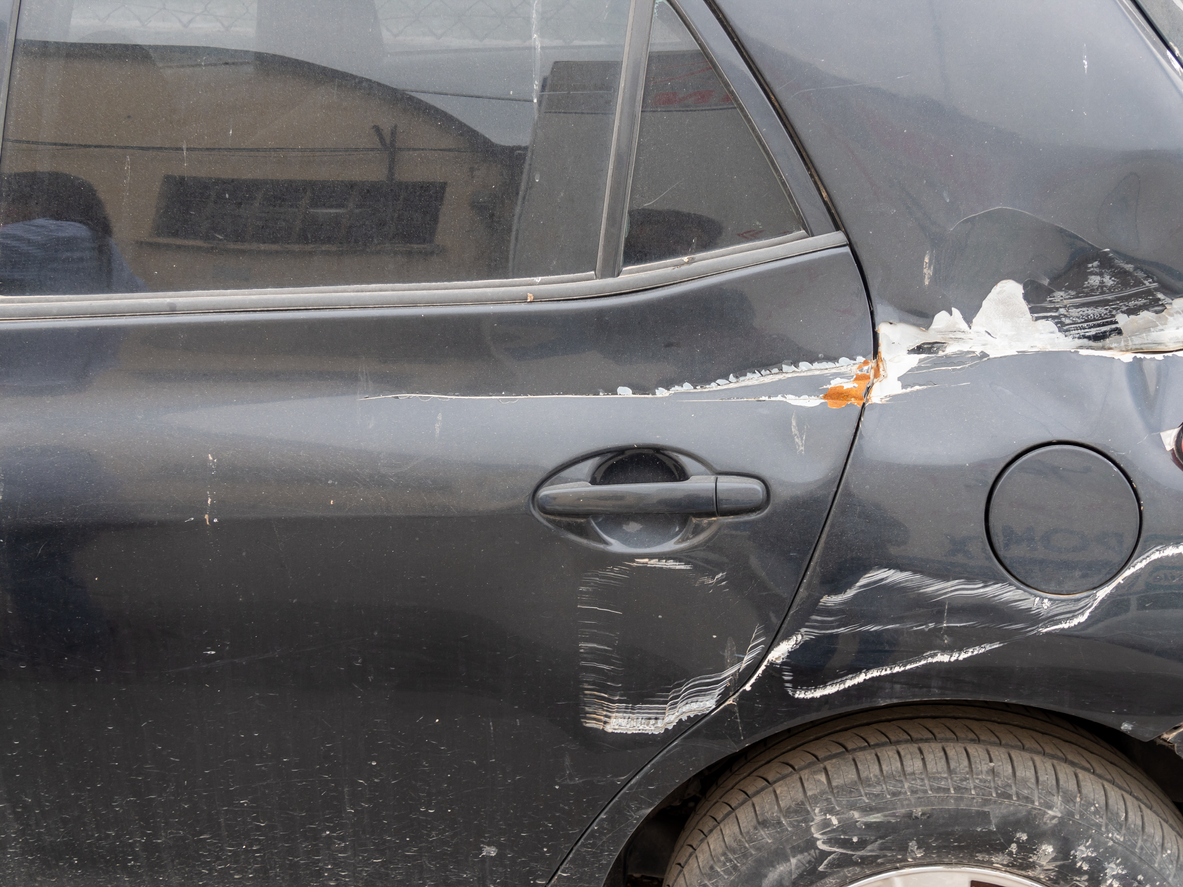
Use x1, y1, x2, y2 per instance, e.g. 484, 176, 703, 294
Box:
359, 356, 869, 403
444, 261, 1183, 413
747, 542, 1183, 700
577, 559, 765, 734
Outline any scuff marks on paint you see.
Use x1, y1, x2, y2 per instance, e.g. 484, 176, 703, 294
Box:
577, 560, 765, 734
205, 453, 217, 526
792, 413, 807, 453
358, 356, 871, 404
581, 630, 765, 734
630, 558, 693, 570
1023, 249, 1173, 342
753, 542, 1183, 700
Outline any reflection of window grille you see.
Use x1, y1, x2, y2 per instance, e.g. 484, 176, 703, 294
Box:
63, 0, 624, 46
152, 175, 446, 247
68, 0, 257, 39
372, 0, 624, 45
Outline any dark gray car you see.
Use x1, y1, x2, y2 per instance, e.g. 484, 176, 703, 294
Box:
0, 0, 1182, 885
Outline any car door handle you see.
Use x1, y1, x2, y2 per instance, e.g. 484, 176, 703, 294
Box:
535, 475, 766, 517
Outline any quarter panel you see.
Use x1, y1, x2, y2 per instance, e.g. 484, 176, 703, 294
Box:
716, 0, 1183, 325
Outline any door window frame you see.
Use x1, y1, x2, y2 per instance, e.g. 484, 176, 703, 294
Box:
0, 0, 844, 320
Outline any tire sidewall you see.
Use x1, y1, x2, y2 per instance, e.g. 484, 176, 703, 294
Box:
722, 794, 1167, 887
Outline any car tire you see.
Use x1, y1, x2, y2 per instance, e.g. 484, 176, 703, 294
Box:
664, 704, 1183, 887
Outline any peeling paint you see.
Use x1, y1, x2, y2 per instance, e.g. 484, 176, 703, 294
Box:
745, 542, 1183, 699
424, 259, 1168, 414
871, 274, 1183, 403
821, 359, 874, 408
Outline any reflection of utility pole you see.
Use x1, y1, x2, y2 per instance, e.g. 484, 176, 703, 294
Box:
372, 124, 396, 237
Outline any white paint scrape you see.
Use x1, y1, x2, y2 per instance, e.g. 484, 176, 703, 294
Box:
874, 280, 1070, 401
584, 634, 765, 734
745, 541, 1183, 700
873, 278, 1183, 402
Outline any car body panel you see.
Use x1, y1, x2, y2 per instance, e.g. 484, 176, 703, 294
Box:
4, 0, 1183, 884
550, 1, 1183, 884
0, 243, 872, 884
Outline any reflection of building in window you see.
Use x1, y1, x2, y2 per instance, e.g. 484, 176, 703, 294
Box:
153, 175, 446, 247
622, 0, 804, 267
510, 59, 620, 277
0, 42, 525, 290
626, 46, 803, 263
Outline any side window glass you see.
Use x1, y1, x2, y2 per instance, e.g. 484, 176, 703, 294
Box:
0, 0, 629, 294
624, 0, 803, 267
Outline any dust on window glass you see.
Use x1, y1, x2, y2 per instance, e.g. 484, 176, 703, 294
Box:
623, 0, 803, 267
0, 0, 629, 295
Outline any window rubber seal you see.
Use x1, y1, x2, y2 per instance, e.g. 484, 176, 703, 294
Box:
0, 230, 848, 320
0, 0, 23, 157
595, 0, 656, 280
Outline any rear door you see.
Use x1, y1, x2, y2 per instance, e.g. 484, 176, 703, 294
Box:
0, 0, 872, 884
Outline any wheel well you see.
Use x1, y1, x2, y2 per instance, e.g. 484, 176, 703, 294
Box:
606, 701, 1183, 887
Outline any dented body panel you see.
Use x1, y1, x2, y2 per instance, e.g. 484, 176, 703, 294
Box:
0, 248, 871, 884
719, 0, 1183, 330
549, 0, 1183, 885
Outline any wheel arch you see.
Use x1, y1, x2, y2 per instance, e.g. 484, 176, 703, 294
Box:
592, 700, 1183, 887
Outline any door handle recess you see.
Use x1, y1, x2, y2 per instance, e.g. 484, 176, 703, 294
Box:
535, 475, 766, 518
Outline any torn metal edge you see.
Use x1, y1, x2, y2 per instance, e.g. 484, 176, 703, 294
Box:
1158, 722, 1183, 757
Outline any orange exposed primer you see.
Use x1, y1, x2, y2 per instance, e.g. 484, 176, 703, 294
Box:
822, 357, 881, 408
